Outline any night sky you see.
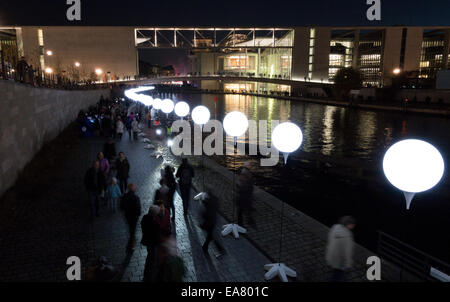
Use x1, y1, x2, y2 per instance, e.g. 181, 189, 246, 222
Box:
0, 0, 449, 27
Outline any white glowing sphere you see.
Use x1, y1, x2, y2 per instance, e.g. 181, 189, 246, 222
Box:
167, 139, 173, 147
383, 139, 444, 193
175, 101, 190, 117
192, 106, 210, 125
161, 99, 174, 114
156, 129, 162, 135
272, 122, 303, 153
138, 94, 153, 106
153, 98, 162, 110
223, 111, 249, 137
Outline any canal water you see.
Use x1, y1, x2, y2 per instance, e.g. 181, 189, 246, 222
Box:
157, 92, 450, 263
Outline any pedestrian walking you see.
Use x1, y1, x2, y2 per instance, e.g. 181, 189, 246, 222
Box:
141, 205, 161, 282
236, 162, 256, 228
97, 152, 110, 201
125, 115, 132, 139
120, 183, 142, 251
131, 117, 139, 140
147, 110, 152, 129
116, 118, 124, 140
103, 137, 116, 163
325, 216, 356, 282
176, 158, 195, 217
106, 177, 122, 213
155, 237, 185, 282
201, 191, 226, 256
164, 165, 177, 221
116, 152, 130, 194
84, 160, 102, 218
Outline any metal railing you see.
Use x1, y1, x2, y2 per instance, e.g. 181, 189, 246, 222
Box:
377, 231, 450, 282
0, 55, 113, 91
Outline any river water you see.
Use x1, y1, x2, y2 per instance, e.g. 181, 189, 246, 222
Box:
156, 92, 450, 263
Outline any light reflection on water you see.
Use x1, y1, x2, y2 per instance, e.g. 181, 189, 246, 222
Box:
160, 92, 450, 262
166, 92, 450, 163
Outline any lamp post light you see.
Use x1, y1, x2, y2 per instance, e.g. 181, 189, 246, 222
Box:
393, 68, 401, 75
221, 111, 249, 239
74, 62, 80, 67
46, 50, 53, 56
191, 105, 211, 200
382, 139, 444, 209
174, 101, 190, 119
264, 122, 303, 282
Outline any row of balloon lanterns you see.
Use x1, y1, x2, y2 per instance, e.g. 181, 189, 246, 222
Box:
125, 86, 445, 210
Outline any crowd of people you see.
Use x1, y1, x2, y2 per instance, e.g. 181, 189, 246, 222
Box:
82, 95, 232, 282
82, 94, 357, 282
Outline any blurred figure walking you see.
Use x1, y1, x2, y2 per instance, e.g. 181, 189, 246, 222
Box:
121, 183, 142, 251
176, 158, 195, 217
201, 191, 226, 256
236, 162, 256, 228
325, 216, 356, 282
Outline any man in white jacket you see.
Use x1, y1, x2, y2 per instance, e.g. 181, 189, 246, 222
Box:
325, 216, 356, 282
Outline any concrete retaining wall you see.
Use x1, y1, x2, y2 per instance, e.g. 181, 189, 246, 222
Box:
0, 81, 108, 197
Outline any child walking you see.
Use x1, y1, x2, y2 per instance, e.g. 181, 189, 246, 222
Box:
106, 177, 122, 213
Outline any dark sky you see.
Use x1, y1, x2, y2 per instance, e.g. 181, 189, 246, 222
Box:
1, 0, 450, 26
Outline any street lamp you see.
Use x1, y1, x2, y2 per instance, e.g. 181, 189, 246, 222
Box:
221, 111, 249, 239
45, 67, 53, 74
393, 68, 401, 75
192, 105, 211, 200
383, 139, 444, 209
264, 122, 303, 282
95, 68, 103, 76
74, 62, 80, 67
46, 50, 53, 56
174, 101, 190, 119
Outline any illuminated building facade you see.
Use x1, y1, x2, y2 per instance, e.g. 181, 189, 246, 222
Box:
1, 26, 449, 89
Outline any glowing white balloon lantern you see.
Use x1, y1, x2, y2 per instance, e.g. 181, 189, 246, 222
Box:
138, 94, 153, 107
223, 111, 249, 145
191, 105, 210, 125
272, 122, 303, 164
264, 121, 303, 283
221, 111, 249, 240
161, 99, 174, 114
175, 101, 190, 118
153, 98, 162, 110
383, 139, 444, 209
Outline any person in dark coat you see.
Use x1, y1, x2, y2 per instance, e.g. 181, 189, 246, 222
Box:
236, 162, 256, 228
164, 165, 177, 221
84, 160, 102, 218
176, 158, 195, 217
116, 152, 130, 194
121, 183, 142, 251
155, 237, 185, 282
102, 114, 112, 137
141, 205, 161, 282
201, 191, 225, 255
103, 137, 116, 163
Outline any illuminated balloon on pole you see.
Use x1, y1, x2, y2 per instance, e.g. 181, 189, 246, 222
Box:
191, 105, 210, 125
223, 111, 249, 145
161, 99, 174, 116
221, 111, 249, 239
383, 139, 444, 209
153, 98, 162, 110
175, 101, 190, 118
264, 121, 303, 282
272, 122, 303, 164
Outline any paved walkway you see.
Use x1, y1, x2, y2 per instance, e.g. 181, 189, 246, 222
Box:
0, 122, 269, 282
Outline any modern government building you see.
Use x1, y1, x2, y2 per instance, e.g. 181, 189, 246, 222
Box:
1, 26, 449, 92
